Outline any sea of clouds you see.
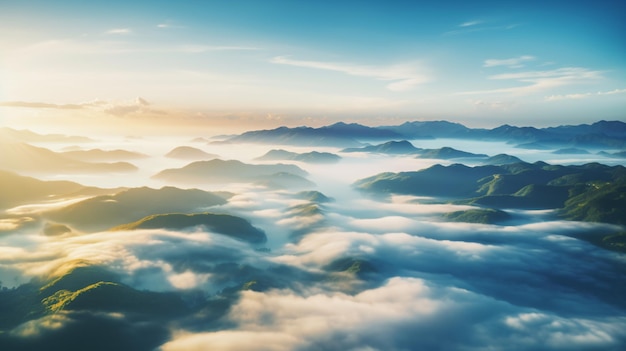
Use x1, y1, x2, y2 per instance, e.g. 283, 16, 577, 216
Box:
1, 136, 625, 350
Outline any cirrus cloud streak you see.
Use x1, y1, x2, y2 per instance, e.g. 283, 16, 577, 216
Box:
270, 56, 430, 92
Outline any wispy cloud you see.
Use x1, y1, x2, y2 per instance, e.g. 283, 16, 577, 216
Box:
489, 67, 602, 81
156, 22, 186, 29
12, 39, 260, 56
444, 21, 519, 36
0, 97, 164, 117
483, 55, 536, 68
177, 45, 260, 53
459, 20, 482, 27
0, 101, 84, 109
105, 28, 131, 35
90, 97, 168, 117
469, 99, 515, 111
271, 56, 429, 91
0, 99, 114, 110
545, 88, 626, 101
458, 67, 604, 96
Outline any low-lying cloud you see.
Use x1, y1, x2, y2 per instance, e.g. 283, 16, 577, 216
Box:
1, 137, 625, 351
163, 275, 626, 351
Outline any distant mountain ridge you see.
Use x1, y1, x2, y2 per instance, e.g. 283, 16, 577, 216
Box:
153, 159, 309, 187
0, 127, 95, 143
383, 120, 626, 148
416, 147, 487, 159
255, 149, 341, 163
226, 122, 402, 147
0, 141, 138, 174
224, 120, 626, 149
165, 146, 218, 160
342, 140, 422, 154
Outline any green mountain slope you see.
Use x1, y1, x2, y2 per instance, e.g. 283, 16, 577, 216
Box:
253, 172, 316, 189
562, 184, 626, 225
355, 162, 626, 225
483, 154, 525, 165
111, 212, 267, 244
42, 281, 187, 316
417, 146, 487, 159
0, 170, 112, 210
443, 208, 511, 224
294, 191, 333, 203
45, 186, 227, 231
355, 164, 501, 198
152, 159, 308, 185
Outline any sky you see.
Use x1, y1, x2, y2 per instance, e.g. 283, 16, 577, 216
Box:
0, 0, 625, 132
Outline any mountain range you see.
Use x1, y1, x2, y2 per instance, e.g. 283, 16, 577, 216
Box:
255, 149, 341, 163
0, 141, 138, 174
355, 161, 626, 225
224, 120, 626, 149
225, 122, 401, 147
0, 127, 95, 143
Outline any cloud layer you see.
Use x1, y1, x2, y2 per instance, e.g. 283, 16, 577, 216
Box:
1, 135, 625, 351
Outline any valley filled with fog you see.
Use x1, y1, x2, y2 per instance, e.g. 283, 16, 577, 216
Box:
1, 121, 626, 351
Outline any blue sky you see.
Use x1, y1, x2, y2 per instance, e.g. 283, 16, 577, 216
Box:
1, 0, 624, 130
